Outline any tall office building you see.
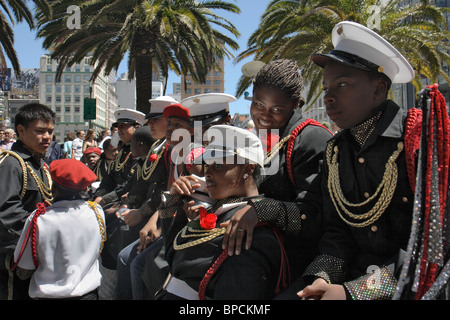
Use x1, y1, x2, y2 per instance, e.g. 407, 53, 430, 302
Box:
39, 54, 119, 141
180, 58, 225, 100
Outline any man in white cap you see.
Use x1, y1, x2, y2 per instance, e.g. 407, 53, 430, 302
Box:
145, 96, 178, 140
181, 93, 233, 133
94, 108, 146, 201
290, 21, 418, 300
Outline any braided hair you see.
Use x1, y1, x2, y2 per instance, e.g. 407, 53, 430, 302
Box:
253, 59, 304, 108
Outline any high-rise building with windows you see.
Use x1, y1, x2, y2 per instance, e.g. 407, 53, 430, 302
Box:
180, 58, 225, 100
39, 54, 118, 141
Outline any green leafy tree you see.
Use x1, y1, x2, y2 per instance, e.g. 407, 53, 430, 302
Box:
37, 0, 240, 114
0, 0, 49, 76
236, 0, 450, 108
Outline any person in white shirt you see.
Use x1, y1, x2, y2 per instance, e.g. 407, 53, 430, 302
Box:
72, 130, 85, 160
12, 159, 106, 300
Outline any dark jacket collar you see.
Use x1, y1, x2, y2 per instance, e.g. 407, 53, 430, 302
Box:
280, 108, 304, 138
11, 140, 43, 165
331, 100, 405, 144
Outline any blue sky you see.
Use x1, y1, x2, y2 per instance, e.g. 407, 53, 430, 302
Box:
6, 0, 272, 116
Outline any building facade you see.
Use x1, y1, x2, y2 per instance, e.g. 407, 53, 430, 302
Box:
180, 58, 225, 100
39, 54, 119, 141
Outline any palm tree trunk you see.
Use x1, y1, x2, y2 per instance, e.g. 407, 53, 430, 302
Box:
135, 54, 153, 115
131, 29, 156, 115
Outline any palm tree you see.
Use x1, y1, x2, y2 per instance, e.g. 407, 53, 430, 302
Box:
236, 0, 450, 108
0, 0, 49, 76
36, 0, 240, 114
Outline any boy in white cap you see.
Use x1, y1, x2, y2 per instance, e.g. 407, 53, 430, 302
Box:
293, 21, 422, 300
94, 108, 146, 202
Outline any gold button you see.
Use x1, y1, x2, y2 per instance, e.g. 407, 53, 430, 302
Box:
364, 192, 370, 198
371, 225, 378, 232
301, 214, 307, 220
402, 197, 408, 203
358, 157, 365, 164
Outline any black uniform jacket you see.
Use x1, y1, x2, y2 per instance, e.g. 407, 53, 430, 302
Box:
0, 141, 52, 253
95, 142, 136, 198
252, 109, 333, 277
156, 194, 282, 300
303, 101, 415, 300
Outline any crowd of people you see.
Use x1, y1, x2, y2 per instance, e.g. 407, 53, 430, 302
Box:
0, 21, 449, 301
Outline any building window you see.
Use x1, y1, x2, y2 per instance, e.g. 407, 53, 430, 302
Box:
204, 88, 210, 93
74, 96, 80, 103
47, 66, 52, 72
74, 85, 81, 93
46, 85, 52, 93
65, 75, 71, 82
65, 86, 71, 93
55, 96, 61, 103
75, 106, 80, 113
64, 115, 71, 122
46, 75, 53, 82
46, 96, 52, 103
65, 96, 71, 103
195, 88, 201, 94
213, 80, 221, 86
185, 88, 191, 94
213, 71, 220, 77
74, 75, 81, 83
65, 106, 71, 112
55, 106, 61, 112
55, 85, 61, 93
73, 115, 80, 122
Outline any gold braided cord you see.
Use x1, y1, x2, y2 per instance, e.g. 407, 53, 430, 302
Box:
25, 162, 53, 205
114, 148, 132, 172
0, 151, 28, 198
326, 141, 404, 228
88, 201, 107, 256
141, 140, 165, 181
173, 225, 226, 250
0, 151, 53, 204
264, 135, 290, 165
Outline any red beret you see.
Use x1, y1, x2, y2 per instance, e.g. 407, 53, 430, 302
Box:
83, 147, 102, 156
50, 159, 97, 191
163, 103, 190, 121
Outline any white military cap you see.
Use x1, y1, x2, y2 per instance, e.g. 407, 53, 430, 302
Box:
181, 93, 235, 125
146, 96, 178, 119
312, 21, 414, 83
113, 108, 146, 126
203, 124, 264, 167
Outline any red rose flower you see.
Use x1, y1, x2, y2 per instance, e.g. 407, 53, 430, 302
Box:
199, 207, 217, 230
148, 153, 158, 162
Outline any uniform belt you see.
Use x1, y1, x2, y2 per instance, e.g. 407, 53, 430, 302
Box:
163, 273, 201, 300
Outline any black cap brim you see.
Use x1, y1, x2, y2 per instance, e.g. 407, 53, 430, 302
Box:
145, 113, 164, 120
112, 118, 140, 127
312, 50, 374, 72
190, 109, 229, 126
